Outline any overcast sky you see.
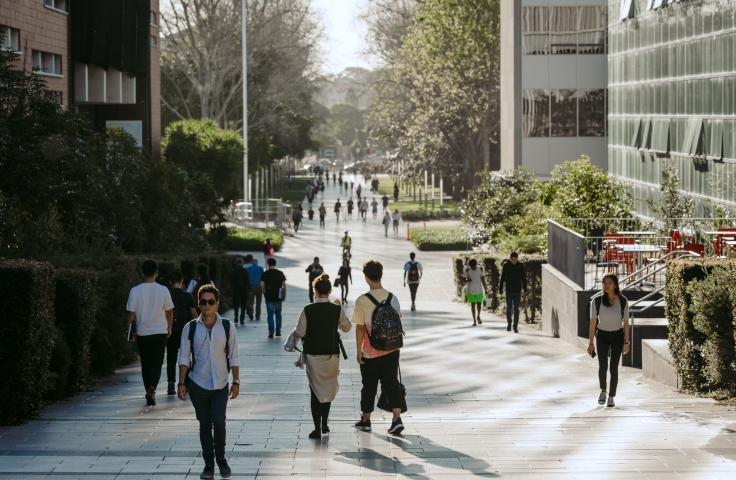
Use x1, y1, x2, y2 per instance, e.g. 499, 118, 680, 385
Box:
311, 0, 371, 75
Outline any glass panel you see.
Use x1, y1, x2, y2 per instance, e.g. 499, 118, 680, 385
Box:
551, 89, 576, 137
712, 77, 723, 116
703, 77, 712, 115
578, 90, 606, 137
692, 38, 702, 76
577, 6, 606, 54
522, 7, 549, 55
522, 89, 549, 137
724, 33, 734, 75
713, 34, 723, 74
550, 7, 577, 54
693, 78, 703, 115
703, 35, 712, 75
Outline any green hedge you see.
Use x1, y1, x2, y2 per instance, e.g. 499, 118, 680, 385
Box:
0, 260, 56, 425
411, 228, 469, 251
402, 208, 462, 222
220, 228, 284, 252
453, 254, 547, 323
666, 258, 736, 396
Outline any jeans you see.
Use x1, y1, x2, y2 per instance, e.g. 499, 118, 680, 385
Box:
166, 321, 187, 383
249, 285, 262, 318
189, 381, 229, 466
359, 350, 406, 413
266, 301, 283, 334
319, 215, 325, 229
136, 333, 167, 391
596, 328, 624, 396
505, 291, 522, 328
408, 283, 419, 303
233, 287, 249, 322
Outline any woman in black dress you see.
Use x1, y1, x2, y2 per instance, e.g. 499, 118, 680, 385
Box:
337, 259, 352, 303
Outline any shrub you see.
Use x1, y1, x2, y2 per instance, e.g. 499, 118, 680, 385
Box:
412, 228, 469, 251
401, 208, 462, 222
0, 260, 56, 425
47, 328, 72, 401
220, 228, 283, 252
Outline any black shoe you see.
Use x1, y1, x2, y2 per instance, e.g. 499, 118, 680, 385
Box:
200, 465, 215, 479
507, 324, 512, 331
216, 458, 231, 478
308, 429, 322, 439
514, 328, 519, 333
388, 417, 405, 435
167, 382, 176, 395
268, 334, 273, 338
145, 387, 156, 406
354, 418, 371, 431
322, 423, 330, 434
239, 320, 244, 325
276, 331, 281, 337
248, 312, 254, 320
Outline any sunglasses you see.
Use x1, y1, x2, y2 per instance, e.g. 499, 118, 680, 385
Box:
199, 299, 217, 306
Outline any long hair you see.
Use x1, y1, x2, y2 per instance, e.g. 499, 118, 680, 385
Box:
601, 273, 626, 307
196, 263, 211, 285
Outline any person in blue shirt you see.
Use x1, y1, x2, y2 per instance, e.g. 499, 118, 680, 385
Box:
246, 255, 265, 321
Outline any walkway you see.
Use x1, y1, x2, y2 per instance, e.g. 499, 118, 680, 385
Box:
1, 174, 735, 479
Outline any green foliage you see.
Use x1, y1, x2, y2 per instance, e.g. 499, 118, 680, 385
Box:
220, 228, 284, 252
401, 209, 462, 222
540, 156, 633, 219
0, 260, 56, 425
646, 162, 697, 219
47, 328, 72, 401
312, 103, 367, 148
411, 228, 469, 251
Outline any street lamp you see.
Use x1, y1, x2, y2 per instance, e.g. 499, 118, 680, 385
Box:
242, 0, 249, 203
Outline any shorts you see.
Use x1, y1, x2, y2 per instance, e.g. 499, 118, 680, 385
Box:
393, 220, 399, 226
467, 293, 484, 304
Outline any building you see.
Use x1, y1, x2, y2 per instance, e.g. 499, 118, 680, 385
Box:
608, 0, 736, 216
0, 0, 161, 159
501, 0, 608, 180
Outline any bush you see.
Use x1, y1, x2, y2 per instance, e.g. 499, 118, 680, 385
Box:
401, 208, 462, 222
0, 260, 56, 425
47, 328, 72, 401
220, 228, 284, 252
412, 228, 469, 251
453, 254, 547, 323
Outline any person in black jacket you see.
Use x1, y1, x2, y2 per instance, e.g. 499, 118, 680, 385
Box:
499, 252, 527, 333
232, 258, 251, 324
305, 257, 324, 303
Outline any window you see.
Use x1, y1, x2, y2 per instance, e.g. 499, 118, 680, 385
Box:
44, 0, 68, 13
551, 89, 577, 137
578, 90, 606, 137
53, 91, 62, 105
577, 6, 607, 54
524, 6, 606, 55
522, 89, 550, 137
682, 118, 703, 155
550, 7, 577, 54
150, 11, 157, 26
149, 35, 157, 47
619, 0, 636, 21
0, 26, 20, 53
32, 50, 62, 76
522, 7, 548, 55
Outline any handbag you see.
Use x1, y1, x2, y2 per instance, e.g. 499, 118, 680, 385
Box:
334, 278, 341, 287
377, 365, 407, 413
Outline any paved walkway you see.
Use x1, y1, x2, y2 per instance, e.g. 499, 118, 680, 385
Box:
2, 175, 736, 479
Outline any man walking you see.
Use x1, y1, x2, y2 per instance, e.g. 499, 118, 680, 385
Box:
261, 258, 287, 338
126, 259, 174, 406
318, 203, 327, 229
334, 198, 341, 222
360, 197, 369, 222
351, 260, 406, 435
246, 257, 264, 321
232, 258, 251, 324
403, 252, 423, 312
167, 271, 198, 395
371, 197, 378, 219
177, 285, 240, 479
499, 252, 527, 333
381, 194, 389, 213
305, 257, 324, 303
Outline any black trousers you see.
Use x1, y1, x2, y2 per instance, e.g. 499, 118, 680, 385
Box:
596, 328, 624, 396
233, 286, 249, 321
408, 283, 418, 303
136, 334, 167, 391
308, 283, 315, 303
310, 388, 331, 430
359, 350, 406, 413
166, 321, 187, 383
340, 281, 349, 301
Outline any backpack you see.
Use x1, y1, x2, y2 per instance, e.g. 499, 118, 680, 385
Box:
364, 292, 404, 351
408, 262, 419, 282
185, 319, 232, 387
171, 289, 192, 323
594, 296, 627, 321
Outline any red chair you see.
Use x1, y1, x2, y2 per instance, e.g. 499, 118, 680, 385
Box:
715, 228, 736, 256
683, 243, 705, 257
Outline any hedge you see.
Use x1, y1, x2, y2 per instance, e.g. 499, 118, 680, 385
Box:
0, 260, 56, 425
665, 258, 736, 396
453, 253, 547, 323
219, 228, 284, 252
402, 208, 462, 222
411, 228, 469, 251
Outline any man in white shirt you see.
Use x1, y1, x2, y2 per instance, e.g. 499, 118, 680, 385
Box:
126, 259, 174, 406
403, 252, 423, 311
178, 284, 240, 480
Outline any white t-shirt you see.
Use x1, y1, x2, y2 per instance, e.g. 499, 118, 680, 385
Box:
591, 297, 629, 332
392, 213, 401, 222
403, 261, 423, 284
126, 282, 174, 336
463, 266, 485, 295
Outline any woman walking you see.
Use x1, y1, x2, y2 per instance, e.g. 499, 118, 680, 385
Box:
337, 260, 352, 303
392, 209, 401, 236
587, 273, 630, 407
293, 274, 351, 438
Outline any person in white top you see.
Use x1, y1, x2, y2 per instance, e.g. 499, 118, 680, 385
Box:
178, 284, 240, 480
587, 274, 630, 408
392, 209, 401, 236
403, 252, 423, 311
126, 259, 174, 406
462, 259, 486, 326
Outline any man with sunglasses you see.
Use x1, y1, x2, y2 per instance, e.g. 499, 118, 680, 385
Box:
178, 285, 241, 480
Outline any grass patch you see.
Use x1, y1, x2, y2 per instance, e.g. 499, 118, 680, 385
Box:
220, 227, 283, 252
411, 227, 469, 251
279, 177, 309, 204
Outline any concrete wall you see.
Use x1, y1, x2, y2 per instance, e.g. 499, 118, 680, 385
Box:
542, 264, 586, 347
500, 0, 521, 170
642, 340, 679, 389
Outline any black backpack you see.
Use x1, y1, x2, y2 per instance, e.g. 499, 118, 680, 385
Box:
170, 289, 193, 323
594, 296, 627, 320
365, 292, 404, 351
184, 319, 232, 387
408, 262, 419, 282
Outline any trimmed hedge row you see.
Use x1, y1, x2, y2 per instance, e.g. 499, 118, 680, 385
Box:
665, 258, 736, 396
453, 254, 547, 323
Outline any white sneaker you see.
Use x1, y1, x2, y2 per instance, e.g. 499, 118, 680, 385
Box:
598, 391, 606, 405
607, 396, 615, 408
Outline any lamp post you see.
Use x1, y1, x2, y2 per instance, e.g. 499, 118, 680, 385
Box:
242, 0, 249, 203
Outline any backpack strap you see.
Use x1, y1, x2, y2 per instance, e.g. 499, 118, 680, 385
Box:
594, 297, 602, 318
620, 297, 627, 320
364, 292, 379, 306
222, 319, 231, 372
188, 320, 198, 369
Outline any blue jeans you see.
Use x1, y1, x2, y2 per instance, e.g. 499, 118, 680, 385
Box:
188, 381, 229, 466
266, 301, 282, 334
505, 291, 522, 328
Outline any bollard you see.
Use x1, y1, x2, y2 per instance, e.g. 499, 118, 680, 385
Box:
407, 222, 411, 240
424, 221, 426, 231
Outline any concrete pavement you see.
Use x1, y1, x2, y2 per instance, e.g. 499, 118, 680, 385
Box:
1, 174, 736, 479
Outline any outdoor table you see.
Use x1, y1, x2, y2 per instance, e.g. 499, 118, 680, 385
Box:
617, 231, 657, 236
617, 244, 661, 280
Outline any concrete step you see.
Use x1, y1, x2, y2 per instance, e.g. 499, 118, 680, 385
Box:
624, 317, 668, 368
642, 339, 679, 388
628, 299, 665, 318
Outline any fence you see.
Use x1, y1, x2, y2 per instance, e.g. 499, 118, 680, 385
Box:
548, 220, 586, 288
227, 198, 285, 231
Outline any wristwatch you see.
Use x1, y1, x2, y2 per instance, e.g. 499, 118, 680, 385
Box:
232, 380, 240, 385
177, 382, 186, 387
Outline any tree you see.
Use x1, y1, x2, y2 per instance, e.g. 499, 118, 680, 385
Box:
541, 156, 633, 219
646, 162, 696, 219
312, 103, 367, 147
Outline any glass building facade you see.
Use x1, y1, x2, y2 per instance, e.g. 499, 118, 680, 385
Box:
609, 0, 736, 216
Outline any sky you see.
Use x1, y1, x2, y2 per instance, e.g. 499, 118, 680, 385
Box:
311, 0, 372, 75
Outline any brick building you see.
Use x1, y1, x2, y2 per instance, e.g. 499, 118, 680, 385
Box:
0, 0, 161, 159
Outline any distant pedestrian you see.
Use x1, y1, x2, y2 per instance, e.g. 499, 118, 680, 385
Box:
356, 183, 362, 199
588, 274, 630, 408
339, 176, 343, 187
246, 258, 264, 321
499, 252, 527, 333
393, 183, 399, 202
360, 197, 369, 222
462, 259, 486, 326
382, 212, 390, 237
292, 206, 303, 233
126, 259, 174, 406
319, 203, 327, 229
261, 258, 287, 338
177, 284, 240, 480
351, 260, 406, 435
308, 206, 314, 220
305, 257, 325, 303
263, 238, 275, 264
371, 198, 378, 219
392, 209, 401, 236
338, 259, 352, 303
381, 194, 389, 213
350, 181, 354, 191
188, 264, 215, 315
341, 231, 352, 257
334, 198, 342, 222
166, 271, 197, 396
347, 197, 354, 219
232, 258, 251, 324
403, 253, 423, 312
